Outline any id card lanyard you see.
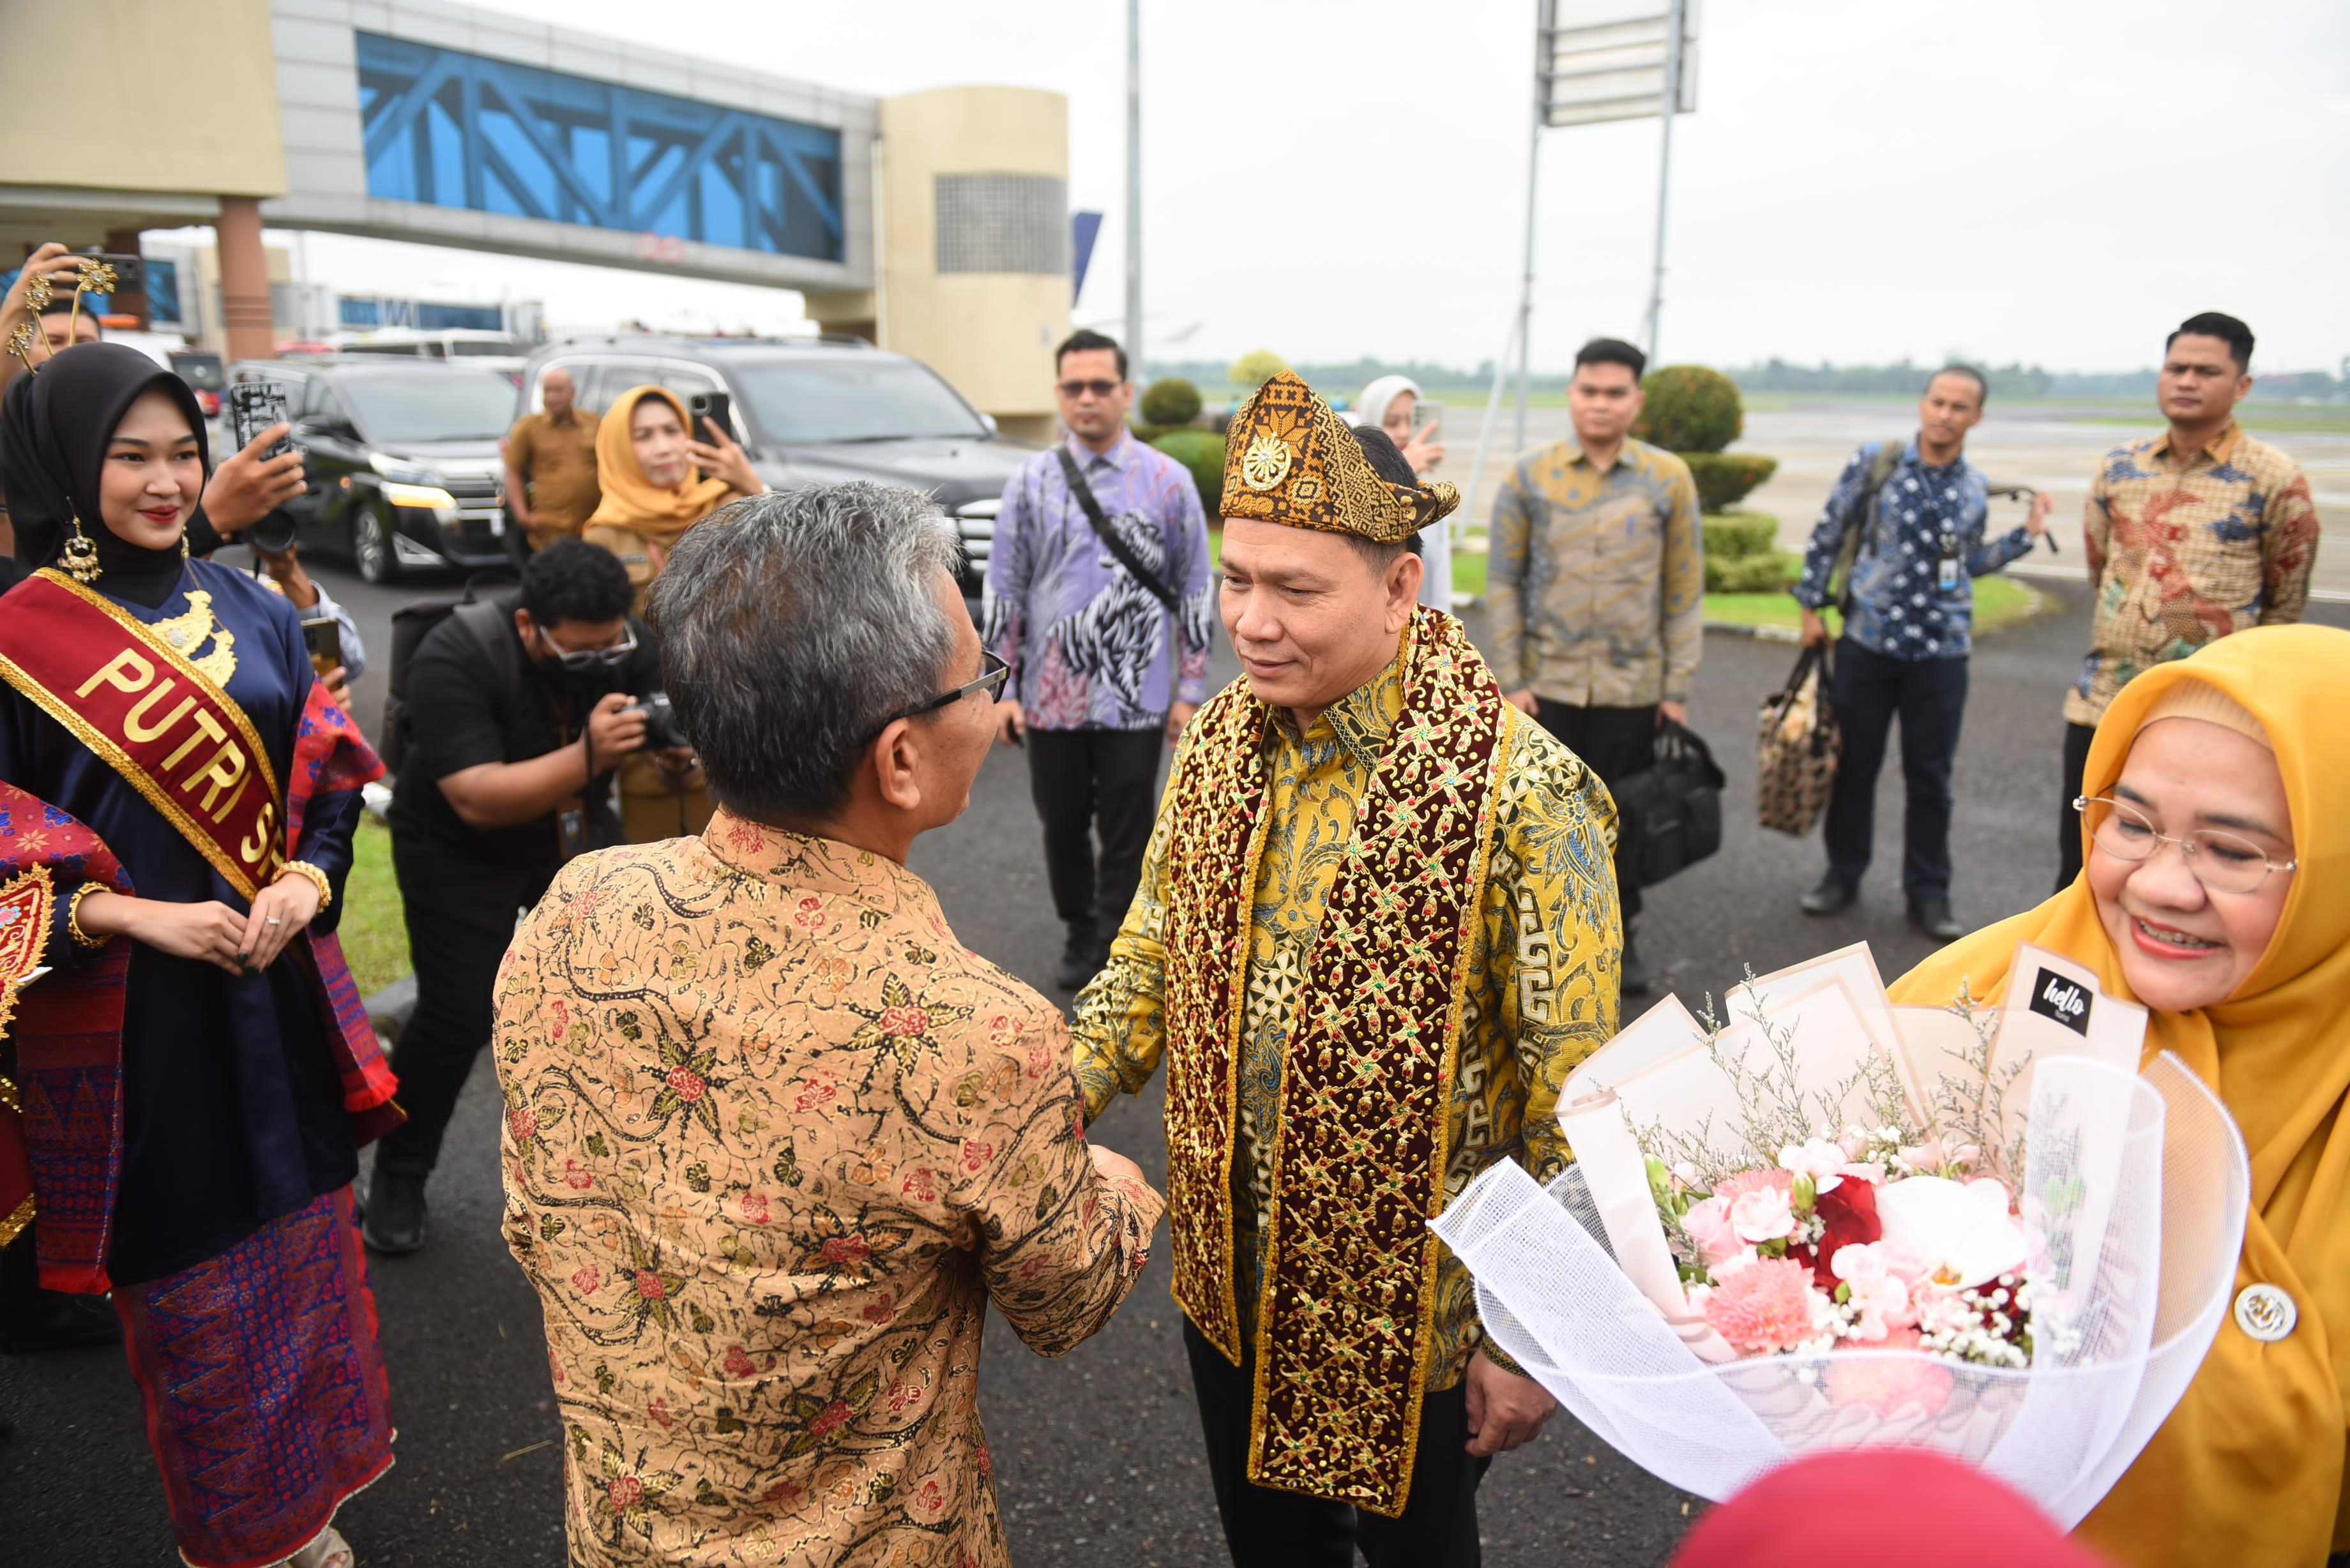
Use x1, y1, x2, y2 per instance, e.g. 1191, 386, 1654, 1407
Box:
1936, 529, 1962, 592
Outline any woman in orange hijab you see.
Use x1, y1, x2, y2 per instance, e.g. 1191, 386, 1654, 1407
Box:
581, 385, 763, 842
1894, 622, 2350, 1567
582, 384, 762, 611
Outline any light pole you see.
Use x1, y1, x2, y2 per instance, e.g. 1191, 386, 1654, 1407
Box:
1642, 0, 1687, 363
1125, 0, 1143, 381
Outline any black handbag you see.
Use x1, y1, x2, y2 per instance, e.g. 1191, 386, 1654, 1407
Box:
1611, 718, 1727, 887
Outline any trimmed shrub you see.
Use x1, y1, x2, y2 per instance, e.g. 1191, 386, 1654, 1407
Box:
1229, 349, 1290, 390
1706, 548, 1801, 594
1635, 365, 1743, 455
1139, 377, 1202, 427
1684, 452, 1778, 514
1154, 429, 1226, 518
1127, 422, 1165, 444
1701, 511, 1779, 561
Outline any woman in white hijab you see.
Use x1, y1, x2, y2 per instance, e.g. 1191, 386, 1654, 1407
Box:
1356, 375, 1452, 611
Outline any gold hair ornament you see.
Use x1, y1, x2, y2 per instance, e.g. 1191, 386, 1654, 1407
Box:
66, 260, 116, 347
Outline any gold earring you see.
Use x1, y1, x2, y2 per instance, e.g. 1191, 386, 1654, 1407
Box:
62, 516, 101, 585
180, 531, 191, 563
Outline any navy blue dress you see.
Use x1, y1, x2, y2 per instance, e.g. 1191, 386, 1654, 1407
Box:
0, 560, 361, 1285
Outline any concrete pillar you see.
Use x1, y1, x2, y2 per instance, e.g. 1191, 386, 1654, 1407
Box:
215, 196, 273, 361
874, 87, 1071, 441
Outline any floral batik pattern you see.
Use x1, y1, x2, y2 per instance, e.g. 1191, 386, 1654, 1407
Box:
494, 817, 1162, 1568
1072, 608, 1622, 1514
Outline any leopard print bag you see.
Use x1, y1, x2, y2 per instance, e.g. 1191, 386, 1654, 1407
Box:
1756, 642, 1841, 836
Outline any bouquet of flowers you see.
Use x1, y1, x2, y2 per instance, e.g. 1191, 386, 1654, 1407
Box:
1432, 941, 2251, 1524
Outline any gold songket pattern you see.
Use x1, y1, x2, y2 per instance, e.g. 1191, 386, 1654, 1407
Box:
1073, 608, 1623, 1514
1219, 371, 1459, 544
493, 815, 1163, 1567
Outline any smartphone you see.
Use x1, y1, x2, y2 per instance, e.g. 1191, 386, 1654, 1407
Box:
300, 614, 344, 677
227, 381, 298, 462
688, 390, 734, 446
74, 249, 142, 292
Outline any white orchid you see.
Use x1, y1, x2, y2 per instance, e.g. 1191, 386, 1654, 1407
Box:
1874, 1175, 2025, 1289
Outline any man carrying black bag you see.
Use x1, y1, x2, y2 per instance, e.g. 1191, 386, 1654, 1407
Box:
982, 331, 1215, 990
1789, 368, 2049, 940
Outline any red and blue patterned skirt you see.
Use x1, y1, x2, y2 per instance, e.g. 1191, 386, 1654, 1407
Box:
114, 1186, 393, 1568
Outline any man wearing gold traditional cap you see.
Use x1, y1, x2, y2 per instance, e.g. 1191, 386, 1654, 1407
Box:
1072, 372, 1622, 1564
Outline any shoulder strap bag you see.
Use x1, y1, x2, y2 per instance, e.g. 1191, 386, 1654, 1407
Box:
1054, 447, 1179, 612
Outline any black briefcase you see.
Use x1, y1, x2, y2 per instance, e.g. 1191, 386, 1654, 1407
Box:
1611, 719, 1726, 887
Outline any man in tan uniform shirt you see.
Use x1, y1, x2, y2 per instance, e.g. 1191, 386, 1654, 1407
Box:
504, 366, 602, 548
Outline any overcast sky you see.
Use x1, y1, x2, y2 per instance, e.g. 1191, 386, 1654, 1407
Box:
264, 0, 2349, 375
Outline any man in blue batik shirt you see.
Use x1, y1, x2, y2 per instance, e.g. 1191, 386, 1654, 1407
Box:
1789, 366, 2050, 940
986, 329, 1215, 990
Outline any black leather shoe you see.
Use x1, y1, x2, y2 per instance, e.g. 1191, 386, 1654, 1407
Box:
361, 1170, 428, 1256
1800, 875, 1857, 916
1909, 897, 1965, 943
1052, 927, 1100, 991
1620, 931, 1651, 997
0, 1287, 119, 1353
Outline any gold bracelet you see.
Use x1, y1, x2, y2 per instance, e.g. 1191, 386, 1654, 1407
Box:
274, 859, 333, 912
66, 881, 109, 948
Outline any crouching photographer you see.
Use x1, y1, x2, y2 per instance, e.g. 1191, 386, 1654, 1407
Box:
370, 539, 685, 1253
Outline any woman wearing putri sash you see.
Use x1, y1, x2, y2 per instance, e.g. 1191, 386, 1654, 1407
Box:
0, 344, 398, 1568
580, 384, 762, 842
1895, 623, 2350, 1567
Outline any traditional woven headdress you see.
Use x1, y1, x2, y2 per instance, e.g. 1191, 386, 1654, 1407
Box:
1218, 370, 1459, 545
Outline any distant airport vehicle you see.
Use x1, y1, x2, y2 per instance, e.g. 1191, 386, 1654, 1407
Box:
517, 335, 1037, 601
334, 328, 533, 383
227, 356, 521, 583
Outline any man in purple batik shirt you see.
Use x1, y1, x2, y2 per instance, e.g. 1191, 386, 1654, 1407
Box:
987, 329, 1215, 990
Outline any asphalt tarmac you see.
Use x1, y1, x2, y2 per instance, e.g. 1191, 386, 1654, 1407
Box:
6, 555, 2342, 1567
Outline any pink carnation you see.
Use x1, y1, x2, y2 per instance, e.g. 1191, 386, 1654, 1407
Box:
1681, 1195, 1745, 1265
1823, 1329, 1954, 1419
1713, 1166, 1794, 1204
1701, 1256, 1823, 1355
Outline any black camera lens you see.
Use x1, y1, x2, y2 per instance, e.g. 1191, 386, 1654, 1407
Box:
627, 691, 690, 751
245, 512, 298, 555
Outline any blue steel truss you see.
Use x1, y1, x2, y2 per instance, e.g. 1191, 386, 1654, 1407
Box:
355, 32, 844, 263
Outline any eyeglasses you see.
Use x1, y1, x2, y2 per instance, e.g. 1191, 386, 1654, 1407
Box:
1056, 378, 1121, 399
536, 622, 638, 670
867, 649, 1011, 739
2075, 795, 2298, 894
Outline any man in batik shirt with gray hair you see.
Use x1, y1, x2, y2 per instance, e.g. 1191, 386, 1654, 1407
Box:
1074, 372, 1620, 1567
494, 483, 1162, 1568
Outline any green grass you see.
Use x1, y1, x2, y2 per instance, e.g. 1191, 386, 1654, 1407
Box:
1699, 575, 2047, 635
339, 817, 411, 995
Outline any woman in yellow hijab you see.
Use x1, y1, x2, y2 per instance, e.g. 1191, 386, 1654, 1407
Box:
581, 385, 763, 842
581, 384, 763, 609
1895, 622, 2350, 1567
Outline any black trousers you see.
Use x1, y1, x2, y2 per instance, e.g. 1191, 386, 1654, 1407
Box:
375, 840, 552, 1181
1533, 699, 1655, 921
2058, 720, 2097, 891
1822, 638, 1969, 901
1024, 726, 1164, 940
1185, 1320, 1490, 1568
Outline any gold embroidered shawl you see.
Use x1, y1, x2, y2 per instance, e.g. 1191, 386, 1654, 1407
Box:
1158, 606, 1511, 1514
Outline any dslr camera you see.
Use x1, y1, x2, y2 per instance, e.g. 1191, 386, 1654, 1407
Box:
624, 691, 691, 751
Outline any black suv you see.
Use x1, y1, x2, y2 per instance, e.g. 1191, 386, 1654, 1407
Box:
225, 357, 522, 583
516, 335, 1036, 598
